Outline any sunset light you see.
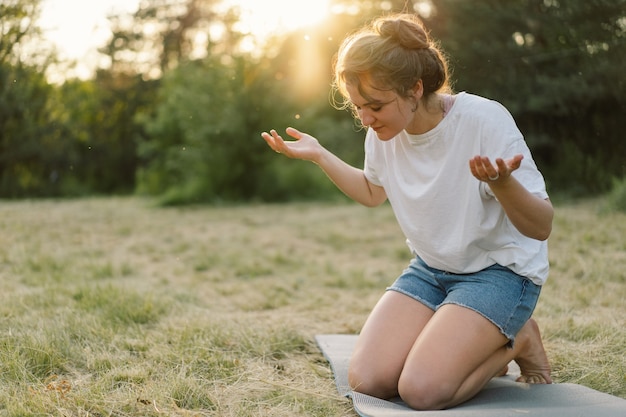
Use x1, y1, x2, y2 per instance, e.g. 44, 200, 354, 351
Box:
39, 0, 331, 80
231, 0, 331, 39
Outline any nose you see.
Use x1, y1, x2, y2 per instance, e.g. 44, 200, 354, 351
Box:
359, 109, 376, 127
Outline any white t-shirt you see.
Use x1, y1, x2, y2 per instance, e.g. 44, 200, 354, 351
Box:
364, 92, 549, 285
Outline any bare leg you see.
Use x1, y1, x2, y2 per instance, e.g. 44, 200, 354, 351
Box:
349, 293, 552, 410
445, 318, 551, 408
397, 306, 552, 410
348, 291, 434, 399
496, 365, 509, 377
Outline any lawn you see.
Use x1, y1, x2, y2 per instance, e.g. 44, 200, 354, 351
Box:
0, 197, 624, 416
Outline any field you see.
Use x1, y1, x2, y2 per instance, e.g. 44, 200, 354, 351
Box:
0, 197, 624, 416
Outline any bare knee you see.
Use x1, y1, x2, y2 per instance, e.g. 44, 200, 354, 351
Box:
348, 360, 399, 400
398, 373, 456, 410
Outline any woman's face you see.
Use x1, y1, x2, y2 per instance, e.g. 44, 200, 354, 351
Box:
346, 78, 418, 141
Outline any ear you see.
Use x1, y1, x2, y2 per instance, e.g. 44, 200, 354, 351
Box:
410, 79, 424, 99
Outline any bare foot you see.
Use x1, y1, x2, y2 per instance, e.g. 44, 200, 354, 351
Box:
514, 319, 552, 384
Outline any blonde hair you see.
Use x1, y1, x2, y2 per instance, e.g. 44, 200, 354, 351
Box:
333, 14, 451, 111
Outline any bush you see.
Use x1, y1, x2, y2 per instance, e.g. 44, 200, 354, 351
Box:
603, 177, 626, 213
137, 58, 294, 204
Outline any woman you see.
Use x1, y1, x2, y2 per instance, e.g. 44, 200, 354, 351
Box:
261, 13, 552, 410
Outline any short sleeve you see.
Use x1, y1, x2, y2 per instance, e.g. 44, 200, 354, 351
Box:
363, 129, 383, 187
479, 101, 548, 200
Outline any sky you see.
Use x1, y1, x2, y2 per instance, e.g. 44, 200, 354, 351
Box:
38, 0, 331, 80
38, 0, 141, 79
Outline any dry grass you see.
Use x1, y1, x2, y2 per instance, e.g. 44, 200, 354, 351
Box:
536, 199, 626, 396
0, 197, 624, 416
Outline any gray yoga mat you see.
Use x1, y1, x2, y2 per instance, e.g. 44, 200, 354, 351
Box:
316, 334, 626, 417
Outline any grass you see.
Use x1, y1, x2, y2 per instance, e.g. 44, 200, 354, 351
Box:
0, 197, 624, 416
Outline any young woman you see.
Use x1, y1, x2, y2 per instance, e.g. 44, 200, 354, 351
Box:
261, 13, 552, 410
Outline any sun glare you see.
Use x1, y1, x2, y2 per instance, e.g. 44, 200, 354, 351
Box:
230, 0, 331, 40
39, 0, 331, 81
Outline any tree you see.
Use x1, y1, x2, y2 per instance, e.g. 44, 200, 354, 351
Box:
426, 0, 626, 194
0, 0, 64, 197
0, 0, 41, 66
49, 73, 158, 195
101, 0, 230, 78
136, 55, 293, 203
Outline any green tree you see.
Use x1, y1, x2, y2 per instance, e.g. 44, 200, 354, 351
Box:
137, 56, 294, 204
427, 0, 626, 194
0, 0, 41, 66
0, 0, 64, 197
101, 0, 226, 78
51, 73, 158, 195
0, 64, 61, 197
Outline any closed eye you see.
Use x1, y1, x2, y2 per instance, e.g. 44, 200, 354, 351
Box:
353, 97, 396, 113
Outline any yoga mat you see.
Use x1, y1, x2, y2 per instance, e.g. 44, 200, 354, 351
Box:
316, 334, 626, 417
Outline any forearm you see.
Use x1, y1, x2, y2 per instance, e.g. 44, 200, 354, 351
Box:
261, 128, 386, 206
314, 147, 386, 207
489, 177, 553, 241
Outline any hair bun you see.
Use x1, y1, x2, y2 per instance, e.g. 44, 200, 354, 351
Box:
332, 13, 451, 107
375, 15, 429, 50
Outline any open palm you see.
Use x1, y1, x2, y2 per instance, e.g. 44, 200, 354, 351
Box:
261, 128, 323, 162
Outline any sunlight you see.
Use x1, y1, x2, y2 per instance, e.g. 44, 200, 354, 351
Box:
39, 0, 140, 58
38, 0, 331, 81
223, 1, 332, 97
230, 0, 331, 40
39, 0, 140, 81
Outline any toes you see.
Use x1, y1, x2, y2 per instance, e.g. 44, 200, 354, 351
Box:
516, 374, 550, 384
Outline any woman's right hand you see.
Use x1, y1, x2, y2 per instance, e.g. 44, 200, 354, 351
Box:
262, 127, 387, 206
261, 127, 323, 163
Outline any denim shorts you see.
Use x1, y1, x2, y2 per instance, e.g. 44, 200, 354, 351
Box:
387, 256, 541, 345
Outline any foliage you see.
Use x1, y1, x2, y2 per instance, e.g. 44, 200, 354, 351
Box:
0, 0, 625, 200
135, 9, 373, 204
0, 0, 59, 197
0, 0, 41, 67
427, 0, 626, 195
0, 0, 157, 197
101, 0, 240, 78
602, 177, 626, 213
126, 0, 626, 202
0, 65, 157, 197
137, 57, 284, 204
0, 63, 60, 197
61, 72, 158, 195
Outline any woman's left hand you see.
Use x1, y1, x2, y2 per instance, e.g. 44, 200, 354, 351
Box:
469, 154, 523, 184
469, 153, 553, 240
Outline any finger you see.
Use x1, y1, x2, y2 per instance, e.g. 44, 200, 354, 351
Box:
271, 131, 290, 154
270, 129, 282, 141
285, 127, 301, 139
470, 156, 489, 177
481, 156, 500, 177
261, 131, 276, 148
508, 154, 524, 170
470, 157, 490, 181
468, 156, 481, 177
472, 156, 490, 176
495, 157, 508, 173
261, 130, 285, 153
480, 156, 494, 169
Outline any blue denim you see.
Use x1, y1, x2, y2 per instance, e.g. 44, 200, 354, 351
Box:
387, 256, 541, 344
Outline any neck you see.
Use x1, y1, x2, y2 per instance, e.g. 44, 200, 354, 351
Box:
406, 94, 445, 135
